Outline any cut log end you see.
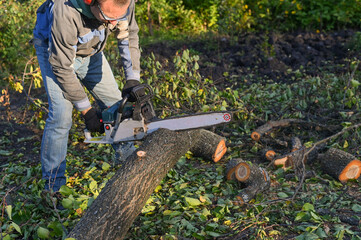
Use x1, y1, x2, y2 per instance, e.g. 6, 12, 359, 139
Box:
265, 150, 276, 161
212, 139, 227, 162
251, 131, 261, 141
339, 159, 361, 182
274, 156, 290, 168
235, 162, 251, 182
137, 151, 147, 157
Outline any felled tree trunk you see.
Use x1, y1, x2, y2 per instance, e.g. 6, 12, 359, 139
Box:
67, 128, 227, 240
318, 148, 361, 182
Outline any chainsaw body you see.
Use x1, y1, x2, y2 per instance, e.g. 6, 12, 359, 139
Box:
84, 84, 232, 144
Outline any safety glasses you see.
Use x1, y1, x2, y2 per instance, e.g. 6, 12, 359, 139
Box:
97, 2, 129, 21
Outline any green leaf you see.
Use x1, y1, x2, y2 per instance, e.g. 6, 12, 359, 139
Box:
302, 203, 315, 212
206, 231, 221, 237
48, 221, 64, 236
277, 192, 288, 198
310, 211, 322, 221
185, 197, 202, 207
5, 205, 12, 220
352, 204, 361, 212
102, 162, 111, 171
1, 233, 11, 240
295, 232, 319, 240
0, 150, 13, 156
62, 198, 73, 209
89, 180, 98, 191
37, 227, 50, 239
295, 212, 309, 222
11, 222, 21, 234
59, 185, 73, 196
316, 227, 328, 238
202, 208, 211, 217
351, 79, 360, 88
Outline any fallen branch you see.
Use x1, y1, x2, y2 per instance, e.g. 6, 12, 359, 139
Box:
250, 119, 333, 142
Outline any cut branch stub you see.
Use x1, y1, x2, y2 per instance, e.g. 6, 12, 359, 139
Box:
260, 149, 277, 161
318, 148, 361, 182
273, 156, 291, 169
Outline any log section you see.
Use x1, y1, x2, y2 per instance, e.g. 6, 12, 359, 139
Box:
318, 148, 361, 182
225, 159, 271, 204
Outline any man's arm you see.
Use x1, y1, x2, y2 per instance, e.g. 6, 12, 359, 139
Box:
116, 0, 141, 82
49, 0, 91, 112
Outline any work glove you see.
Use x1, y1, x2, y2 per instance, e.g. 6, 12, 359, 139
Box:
83, 108, 104, 133
122, 80, 141, 102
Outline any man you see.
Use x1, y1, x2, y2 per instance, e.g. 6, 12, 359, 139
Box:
33, 0, 141, 192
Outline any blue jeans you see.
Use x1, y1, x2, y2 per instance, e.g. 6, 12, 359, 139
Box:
35, 43, 122, 191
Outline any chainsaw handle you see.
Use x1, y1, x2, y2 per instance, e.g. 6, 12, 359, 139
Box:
118, 94, 129, 113
132, 84, 153, 104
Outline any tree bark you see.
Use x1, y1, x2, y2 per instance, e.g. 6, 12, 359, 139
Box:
67, 128, 227, 240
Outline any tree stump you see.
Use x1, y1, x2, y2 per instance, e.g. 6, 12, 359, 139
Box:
67, 128, 227, 240
318, 148, 361, 182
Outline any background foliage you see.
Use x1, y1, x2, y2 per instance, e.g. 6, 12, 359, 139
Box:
1, 0, 361, 239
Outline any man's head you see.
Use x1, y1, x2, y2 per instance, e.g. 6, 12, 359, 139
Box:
90, 0, 131, 25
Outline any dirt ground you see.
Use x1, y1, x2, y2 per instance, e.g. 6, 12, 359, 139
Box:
142, 30, 359, 85
1, 30, 360, 166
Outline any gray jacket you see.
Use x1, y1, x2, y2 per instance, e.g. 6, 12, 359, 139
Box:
33, 0, 140, 110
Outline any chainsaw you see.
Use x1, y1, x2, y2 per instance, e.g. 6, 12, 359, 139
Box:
84, 84, 232, 144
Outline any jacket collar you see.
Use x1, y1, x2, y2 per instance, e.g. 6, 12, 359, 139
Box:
69, 0, 95, 19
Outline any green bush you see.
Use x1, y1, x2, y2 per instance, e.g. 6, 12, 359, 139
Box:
0, 0, 40, 87
1, 0, 361, 95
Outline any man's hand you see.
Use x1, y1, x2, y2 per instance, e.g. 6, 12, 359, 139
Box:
83, 108, 104, 133
122, 80, 141, 102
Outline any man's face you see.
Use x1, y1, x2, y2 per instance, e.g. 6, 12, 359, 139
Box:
91, 0, 130, 25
